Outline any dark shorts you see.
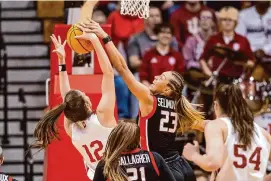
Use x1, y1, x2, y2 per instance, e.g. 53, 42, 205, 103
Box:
165, 154, 196, 181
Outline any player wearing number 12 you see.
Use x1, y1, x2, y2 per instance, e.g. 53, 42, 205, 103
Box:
93, 121, 176, 181
32, 32, 116, 180
77, 20, 207, 181
183, 84, 271, 181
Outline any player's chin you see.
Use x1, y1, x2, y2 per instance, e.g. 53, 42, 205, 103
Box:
149, 84, 155, 91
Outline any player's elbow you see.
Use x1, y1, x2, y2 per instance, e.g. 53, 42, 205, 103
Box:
103, 68, 114, 78
205, 157, 222, 172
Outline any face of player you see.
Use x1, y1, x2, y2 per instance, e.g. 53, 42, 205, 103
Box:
220, 18, 236, 32
199, 10, 213, 31
145, 7, 162, 29
157, 28, 173, 46
149, 71, 173, 96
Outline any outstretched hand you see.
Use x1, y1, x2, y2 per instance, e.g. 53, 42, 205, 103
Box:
78, 19, 108, 39
50, 34, 66, 60
75, 23, 99, 42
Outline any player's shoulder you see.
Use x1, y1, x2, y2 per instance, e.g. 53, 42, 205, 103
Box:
205, 119, 226, 131
258, 125, 271, 145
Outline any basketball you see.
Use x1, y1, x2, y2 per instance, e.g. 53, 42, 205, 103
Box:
66, 25, 94, 54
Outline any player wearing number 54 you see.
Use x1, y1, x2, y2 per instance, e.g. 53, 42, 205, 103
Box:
93, 121, 176, 181
183, 84, 271, 181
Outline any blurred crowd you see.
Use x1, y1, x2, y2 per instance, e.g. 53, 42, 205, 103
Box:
64, 1, 271, 122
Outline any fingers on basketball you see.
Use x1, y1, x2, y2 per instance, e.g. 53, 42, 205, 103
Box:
66, 25, 94, 54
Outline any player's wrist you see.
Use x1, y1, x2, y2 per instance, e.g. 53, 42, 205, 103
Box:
102, 35, 112, 45
59, 64, 66, 72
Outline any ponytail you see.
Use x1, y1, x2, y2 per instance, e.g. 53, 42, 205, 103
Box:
216, 85, 254, 149
176, 95, 205, 133
32, 103, 66, 150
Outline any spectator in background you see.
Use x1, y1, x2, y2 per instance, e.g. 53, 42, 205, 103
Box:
140, 24, 185, 86
0, 146, 18, 181
183, 9, 215, 71
128, 6, 179, 73
92, 8, 107, 24
170, 0, 216, 49
200, 6, 254, 82
236, 1, 271, 80
107, 3, 144, 120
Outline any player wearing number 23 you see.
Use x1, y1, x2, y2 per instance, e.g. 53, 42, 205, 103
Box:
93, 121, 176, 181
183, 84, 271, 181
79, 20, 207, 181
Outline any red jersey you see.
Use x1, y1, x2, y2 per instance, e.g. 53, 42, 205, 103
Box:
200, 32, 254, 77
170, 5, 216, 49
107, 11, 144, 46
139, 47, 185, 83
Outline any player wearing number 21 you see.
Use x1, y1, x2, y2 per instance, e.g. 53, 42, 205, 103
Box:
183, 84, 271, 181
32, 33, 116, 180
93, 121, 176, 181
77, 19, 207, 181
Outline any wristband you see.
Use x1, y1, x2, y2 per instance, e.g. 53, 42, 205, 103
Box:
102, 36, 112, 45
59, 64, 66, 72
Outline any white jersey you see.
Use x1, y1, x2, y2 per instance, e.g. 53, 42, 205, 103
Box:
236, 6, 271, 59
71, 114, 114, 180
213, 117, 270, 181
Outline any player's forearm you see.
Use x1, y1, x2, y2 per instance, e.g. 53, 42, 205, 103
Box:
79, 0, 96, 23
104, 42, 130, 75
91, 38, 114, 76
192, 153, 220, 172
58, 57, 71, 99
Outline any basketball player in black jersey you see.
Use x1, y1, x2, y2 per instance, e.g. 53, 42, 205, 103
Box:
93, 121, 176, 181
78, 20, 207, 181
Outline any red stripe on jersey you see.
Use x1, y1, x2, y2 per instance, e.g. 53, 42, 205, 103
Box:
139, 96, 157, 150
149, 152, 160, 176
122, 148, 141, 154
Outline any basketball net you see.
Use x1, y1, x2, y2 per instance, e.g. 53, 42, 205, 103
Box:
120, 0, 150, 19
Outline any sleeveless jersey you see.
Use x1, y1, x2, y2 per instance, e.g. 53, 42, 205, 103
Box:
71, 114, 114, 180
93, 149, 176, 181
212, 117, 270, 181
138, 95, 183, 159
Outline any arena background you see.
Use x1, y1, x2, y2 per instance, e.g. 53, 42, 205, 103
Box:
0, 1, 270, 181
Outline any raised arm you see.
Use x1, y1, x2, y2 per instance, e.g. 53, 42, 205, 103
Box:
78, 0, 98, 23
50, 34, 70, 99
50, 34, 72, 137
75, 28, 116, 127
79, 20, 153, 106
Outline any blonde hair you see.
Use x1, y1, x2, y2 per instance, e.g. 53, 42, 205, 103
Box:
169, 71, 205, 133
103, 121, 140, 181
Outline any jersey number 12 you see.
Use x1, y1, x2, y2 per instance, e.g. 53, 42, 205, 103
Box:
159, 110, 177, 133
82, 140, 103, 163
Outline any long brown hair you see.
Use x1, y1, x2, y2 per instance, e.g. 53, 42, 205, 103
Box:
168, 71, 205, 133
103, 120, 140, 181
32, 90, 92, 149
215, 84, 254, 149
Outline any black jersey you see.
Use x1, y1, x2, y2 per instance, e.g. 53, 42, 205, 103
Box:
0, 173, 18, 181
138, 95, 183, 159
93, 149, 176, 181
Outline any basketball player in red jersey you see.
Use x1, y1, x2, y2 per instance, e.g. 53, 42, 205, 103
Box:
32, 32, 116, 180
77, 20, 207, 181
93, 121, 176, 181
183, 84, 271, 181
